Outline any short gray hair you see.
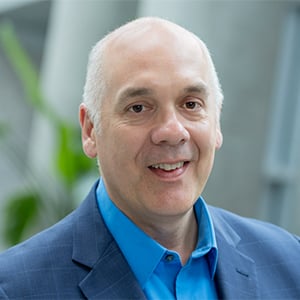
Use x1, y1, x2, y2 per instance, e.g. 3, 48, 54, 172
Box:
82, 37, 107, 130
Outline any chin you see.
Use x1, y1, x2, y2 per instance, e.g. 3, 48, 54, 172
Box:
151, 199, 195, 216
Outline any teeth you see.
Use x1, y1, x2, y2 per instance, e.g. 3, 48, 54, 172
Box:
151, 162, 184, 171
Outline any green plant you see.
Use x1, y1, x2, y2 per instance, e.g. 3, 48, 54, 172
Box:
0, 21, 96, 246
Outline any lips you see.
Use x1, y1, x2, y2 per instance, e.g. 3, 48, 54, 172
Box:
150, 161, 185, 171
148, 161, 188, 179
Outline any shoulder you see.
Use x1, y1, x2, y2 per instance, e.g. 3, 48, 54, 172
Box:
0, 211, 76, 297
0, 209, 75, 270
0, 180, 100, 268
209, 205, 300, 253
0, 181, 100, 299
210, 206, 300, 298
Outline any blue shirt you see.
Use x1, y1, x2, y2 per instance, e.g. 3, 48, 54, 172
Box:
96, 178, 218, 299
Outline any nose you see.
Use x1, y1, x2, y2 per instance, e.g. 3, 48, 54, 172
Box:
150, 110, 190, 146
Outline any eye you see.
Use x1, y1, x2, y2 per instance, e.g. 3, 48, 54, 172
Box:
183, 100, 202, 110
129, 104, 144, 113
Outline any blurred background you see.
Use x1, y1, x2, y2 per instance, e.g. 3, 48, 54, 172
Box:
0, 0, 300, 251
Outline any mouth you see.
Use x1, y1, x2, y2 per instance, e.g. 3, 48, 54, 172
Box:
148, 161, 189, 180
149, 161, 186, 171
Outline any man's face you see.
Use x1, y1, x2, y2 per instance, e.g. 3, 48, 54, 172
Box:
82, 26, 222, 227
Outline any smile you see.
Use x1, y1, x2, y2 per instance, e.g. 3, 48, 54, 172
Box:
150, 161, 185, 171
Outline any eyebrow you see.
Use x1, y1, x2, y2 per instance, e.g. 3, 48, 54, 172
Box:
118, 87, 154, 102
183, 82, 209, 98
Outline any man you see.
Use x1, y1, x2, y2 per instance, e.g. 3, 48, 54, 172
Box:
0, 17, 299, 299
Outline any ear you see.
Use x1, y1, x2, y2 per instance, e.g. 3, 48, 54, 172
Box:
79, 103, 97, 158
215, 127, 223, 150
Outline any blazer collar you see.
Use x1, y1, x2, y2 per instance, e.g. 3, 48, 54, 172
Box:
72, 180, 146, 299
209, 206, 258, 299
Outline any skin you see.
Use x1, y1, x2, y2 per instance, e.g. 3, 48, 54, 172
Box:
79, 20, 223, 264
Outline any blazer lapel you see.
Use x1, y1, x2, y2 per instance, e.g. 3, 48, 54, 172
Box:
215, 241, 258, 299
210, 207, 258, 299
78, 241, 146, 299
71, 181, 146, 299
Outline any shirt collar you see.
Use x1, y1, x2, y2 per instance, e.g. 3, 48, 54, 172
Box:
193, 198, 218, 277
96, 178, 218, 288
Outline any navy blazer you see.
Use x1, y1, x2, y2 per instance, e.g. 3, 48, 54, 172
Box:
0, 180, 300, 299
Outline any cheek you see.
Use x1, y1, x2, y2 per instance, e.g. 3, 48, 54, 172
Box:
99, 125, 146, 165
192, 122, 217, 149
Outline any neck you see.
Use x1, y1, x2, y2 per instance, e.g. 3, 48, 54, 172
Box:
139, 208, 198, 265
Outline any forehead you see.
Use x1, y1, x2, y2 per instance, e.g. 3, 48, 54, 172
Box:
104, 21, 207, 67
101, 21, 210, 96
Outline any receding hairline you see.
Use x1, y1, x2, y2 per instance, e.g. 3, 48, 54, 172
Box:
100, 17, 208, 61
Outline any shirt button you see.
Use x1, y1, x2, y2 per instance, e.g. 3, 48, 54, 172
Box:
165, 254, 174, 262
